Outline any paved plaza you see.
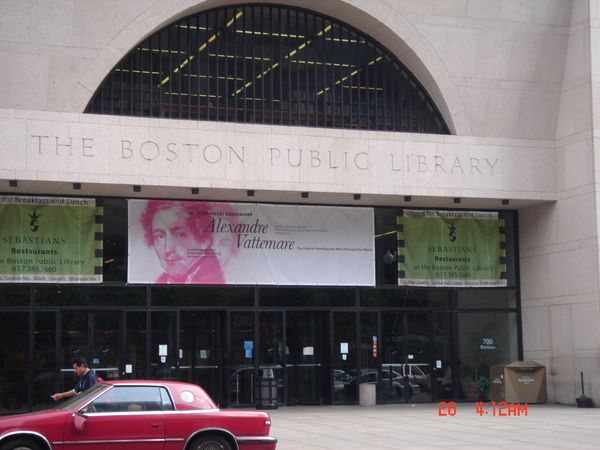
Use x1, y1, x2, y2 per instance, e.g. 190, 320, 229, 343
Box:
267, 402, 600, 449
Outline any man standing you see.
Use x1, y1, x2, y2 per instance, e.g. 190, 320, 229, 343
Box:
52, 357, 99, 400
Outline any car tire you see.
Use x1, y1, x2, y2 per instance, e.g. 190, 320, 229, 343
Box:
0, 439, 43, 450
190, 434, 232, 450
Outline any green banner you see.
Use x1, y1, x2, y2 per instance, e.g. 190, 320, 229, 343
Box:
397, 210, 506, 287
0, 196, 103, 283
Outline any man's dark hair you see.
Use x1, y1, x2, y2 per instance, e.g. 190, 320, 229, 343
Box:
140, 200, 213, 248
72, 357, 89, 368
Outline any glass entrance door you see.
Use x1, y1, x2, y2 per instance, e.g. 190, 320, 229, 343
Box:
179, 311, 224, 404
60, 312, 122, 388
286, 311, 329, 405
381, 312, 432, 403
228, 311, 255, 406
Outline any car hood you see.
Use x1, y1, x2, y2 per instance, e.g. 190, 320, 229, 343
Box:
0, 409, 69, 432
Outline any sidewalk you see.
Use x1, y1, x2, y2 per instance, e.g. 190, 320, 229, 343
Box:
267, 403, 600, 449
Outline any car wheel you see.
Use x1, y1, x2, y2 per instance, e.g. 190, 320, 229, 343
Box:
190, 434, 232, 450
0, 439, 43, 450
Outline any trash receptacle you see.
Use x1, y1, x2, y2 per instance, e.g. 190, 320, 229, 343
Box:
490, 361, 547, 404
359, 383, 376, 406
255, 368, 278, 409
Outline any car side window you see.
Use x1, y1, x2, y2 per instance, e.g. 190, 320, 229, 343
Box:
159, 387, 174, 411
88, 386, 166, 412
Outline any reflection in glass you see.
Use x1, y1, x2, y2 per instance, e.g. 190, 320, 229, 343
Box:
457, 312, 519, 401
36, 286, 145, 307
179, 311, 223, 404
229, 312, 254, 406
285, 311, 327, 405
125, 312, 147, 380
0, 312, 29, 413
333, 312, 356, 404
150, 311, 178, 381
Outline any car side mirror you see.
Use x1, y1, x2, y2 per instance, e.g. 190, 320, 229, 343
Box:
73, 412, 87, 434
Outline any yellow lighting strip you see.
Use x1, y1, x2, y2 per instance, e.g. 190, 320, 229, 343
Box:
140, 48, 186, 54
233, 24, 333, 97
163, 92, 219, 99
234, 30, 302, 38
160, 11, 244, 86
317, 56, 383, 97
116, 69, 161, 75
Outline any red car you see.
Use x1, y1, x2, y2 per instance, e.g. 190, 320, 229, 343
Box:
0, 380, 277, 450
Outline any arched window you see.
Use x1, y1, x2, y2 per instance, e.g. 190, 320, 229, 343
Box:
85, 4, 449, 134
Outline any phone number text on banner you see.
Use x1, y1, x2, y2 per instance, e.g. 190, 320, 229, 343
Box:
0, 196, 103, 283
128, 200, 375, 286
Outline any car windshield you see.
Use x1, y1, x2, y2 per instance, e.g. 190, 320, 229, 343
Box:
55, 383, 108, 411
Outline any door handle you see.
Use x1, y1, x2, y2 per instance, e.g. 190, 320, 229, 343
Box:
151, 423, 162, 429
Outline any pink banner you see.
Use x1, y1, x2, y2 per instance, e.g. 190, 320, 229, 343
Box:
128, 200, 375, 286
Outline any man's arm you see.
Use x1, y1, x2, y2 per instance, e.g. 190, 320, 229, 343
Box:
52, 389, 76, 400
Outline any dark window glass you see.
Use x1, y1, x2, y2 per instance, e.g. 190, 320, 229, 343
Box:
35, 286, 146, 307
150, 311, 177, 380
457, 311, 519, 401
259, 287, 354, 307
152, 286, 254, 307
85, 5, 449, 134
0, 285, 29, 307
125, 312, 147, 380
102, 198, 128, 283
33, 312, 57, 412
456, 289, 516, 309
360, 288, 450, 308
0, 312, 29, 413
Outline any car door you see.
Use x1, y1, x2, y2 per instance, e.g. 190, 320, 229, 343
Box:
62, 386, 166, 449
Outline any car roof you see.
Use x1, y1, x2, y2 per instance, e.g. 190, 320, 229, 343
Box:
101, 380, 187, 386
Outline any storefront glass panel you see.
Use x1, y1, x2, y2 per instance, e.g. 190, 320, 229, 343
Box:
432, 312, 454, 402
380, 312, 432, 403
286, 311, 328, 405
36, 286, 145, 307
405, 312, 433, 402
92, 312, 121, 381
152, 286, 253, 307
124, 311, 147, 380
457, 311, 519, 401
150, 311, 178, 380
333, 312, 357, 404
61, 312, 122, 383
361, 288, 450, 308
0, 312, 29, 414
179, 311, 224, 404
229, 311, 255, 406
258, 311, 283, 405
350, 312, 378, 403
60, 312, 88, 388
0, 285, 29, 307
457, 289, 517, 309
33, 312, 57, 412
260, 287, 354, 307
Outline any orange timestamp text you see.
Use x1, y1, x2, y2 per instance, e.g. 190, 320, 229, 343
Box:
438, 401, 529, 416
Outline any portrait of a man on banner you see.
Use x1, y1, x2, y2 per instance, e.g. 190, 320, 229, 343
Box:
139, 200, 225, 284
